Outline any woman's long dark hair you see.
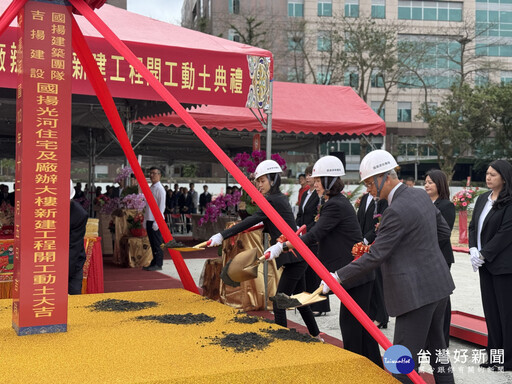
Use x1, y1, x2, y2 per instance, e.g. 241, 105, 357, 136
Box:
489, 160, 512, 209
320, 177, 344, 197
425, 169, 450, 200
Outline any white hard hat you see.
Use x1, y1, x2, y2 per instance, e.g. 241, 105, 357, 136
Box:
70, 180, 75, 200
359, 150, 398, 181
311, 156, 345, 177
254, 160, 282, 180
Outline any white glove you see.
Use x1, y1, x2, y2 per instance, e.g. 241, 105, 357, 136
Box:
152, 222, 159, 231
264, 242, 284, 261
320, 272, 341, 294
363, 238, 369, 246
207, 233, 223, 247
469, 247, 484, 272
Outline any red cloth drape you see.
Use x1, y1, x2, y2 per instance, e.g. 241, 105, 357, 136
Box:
458, 210, 468, 244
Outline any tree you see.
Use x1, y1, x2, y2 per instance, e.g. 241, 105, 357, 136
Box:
419, 83, 495, 182
474, 83, 512, 168
415, 17, 507, 177
228, 16, 268, 48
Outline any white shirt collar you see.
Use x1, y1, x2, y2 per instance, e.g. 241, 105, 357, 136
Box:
387, 182, 403, 205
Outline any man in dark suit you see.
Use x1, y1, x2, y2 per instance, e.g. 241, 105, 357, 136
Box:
199, 185, 212, 214
69, 181, 89, 294
327, 150, 455, 384
357, 193, 389, 329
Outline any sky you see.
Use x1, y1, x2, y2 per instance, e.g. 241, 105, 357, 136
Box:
127, 0, 184, 25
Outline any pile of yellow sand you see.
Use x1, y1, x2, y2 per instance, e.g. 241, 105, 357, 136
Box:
0, 289, 397, 383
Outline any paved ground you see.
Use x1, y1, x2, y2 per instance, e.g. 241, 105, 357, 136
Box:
162, 248, 511, 384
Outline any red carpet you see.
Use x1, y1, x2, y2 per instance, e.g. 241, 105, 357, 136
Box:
103, 259, 183, 293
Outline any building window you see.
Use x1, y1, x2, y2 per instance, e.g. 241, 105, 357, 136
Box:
397, 102, 412, 122
501, 71, 512, 84
371, 0, 385, 19
476, 1, 512, 56
398, 1, 462, 22
398, 34, 459, 89
371, 101, 385, 119
287, 67, 303, 82
345, 0, 359, 18
317, 65, 332, 84
318, 0, 333, 17
288, 0, 304, 17
288, 32, 304, 51
371, 70, 384, 88
228, 29, 240, 42
317, 31, 332, 51
344, 68, 359, 87
229, 0, 240, 15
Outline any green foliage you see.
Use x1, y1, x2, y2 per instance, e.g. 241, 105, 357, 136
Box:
419, 83, 495, 181
229, 16, 268, 49
475, 83, 512, 167
182, 164, 197, 178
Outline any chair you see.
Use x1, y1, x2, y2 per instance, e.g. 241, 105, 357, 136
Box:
170, 213, 185, 234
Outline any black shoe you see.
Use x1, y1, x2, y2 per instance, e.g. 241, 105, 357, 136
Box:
143, 265, 162, 271
313, 311, 327, 317
377, 322, 388, 329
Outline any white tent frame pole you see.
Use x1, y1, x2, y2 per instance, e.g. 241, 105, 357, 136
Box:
265, 81, 273, 160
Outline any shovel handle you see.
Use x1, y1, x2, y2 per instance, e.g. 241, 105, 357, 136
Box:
194, 240, 209, 249
311, 286, 324, 298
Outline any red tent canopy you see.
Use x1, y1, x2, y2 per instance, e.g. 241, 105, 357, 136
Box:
0, 1, 273, 107
136, 82, 386, 136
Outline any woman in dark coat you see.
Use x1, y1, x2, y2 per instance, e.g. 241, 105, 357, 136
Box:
207, 160, 322, 340
424, 169, 455, 347
468, 160, 512, 371
265, 156, 382, 368
296, 165, 329, 316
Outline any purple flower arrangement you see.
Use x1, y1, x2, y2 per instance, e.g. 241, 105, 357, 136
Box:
232, 150, 287, 175
100, 197, 120, 215
198, 190, 241, 226
120, 193, 146, 210
115, 165, 133, 184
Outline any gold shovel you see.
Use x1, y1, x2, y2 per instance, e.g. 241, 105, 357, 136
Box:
160, 240, 208, 252
270, 286, 326, 310
243, 255, 266, 270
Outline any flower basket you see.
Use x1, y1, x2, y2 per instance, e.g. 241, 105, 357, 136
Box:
130, 228, 147, 237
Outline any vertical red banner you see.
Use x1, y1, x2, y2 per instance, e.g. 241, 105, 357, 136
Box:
252, 133, 261, 152
12, 0, 72, 335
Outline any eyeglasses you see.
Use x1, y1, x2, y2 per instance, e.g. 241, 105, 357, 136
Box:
364, 181, 374, 189
149, 172, 160, 175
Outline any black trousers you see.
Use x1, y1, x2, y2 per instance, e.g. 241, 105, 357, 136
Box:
393, 297, 454, 384
479, 267, 512, 370
68, 259, 85, 295
340, 280, 383, 368
273, 261, 320, 337
304, 244, 330, 313
146, 220, 164, 268
369, 267, 388, 326
443, 263, 453, 348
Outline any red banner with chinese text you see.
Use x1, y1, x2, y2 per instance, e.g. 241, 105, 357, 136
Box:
12, 0, 72, 335
0, 24, 271, 108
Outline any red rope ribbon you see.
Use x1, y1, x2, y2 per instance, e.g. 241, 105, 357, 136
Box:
70, 16, 198, 293
0, 0, 27, 37
66, 2, 423, 381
